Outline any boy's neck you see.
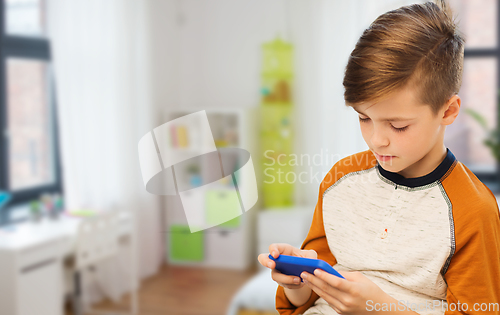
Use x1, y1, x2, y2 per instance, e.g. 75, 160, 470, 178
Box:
397, 144, 448, 179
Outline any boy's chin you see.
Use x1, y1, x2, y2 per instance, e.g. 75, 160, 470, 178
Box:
378, 160, 404, 173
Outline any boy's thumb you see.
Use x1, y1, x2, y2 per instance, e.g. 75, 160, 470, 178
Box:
338, 270, 361, 281
302, 249, 317, 259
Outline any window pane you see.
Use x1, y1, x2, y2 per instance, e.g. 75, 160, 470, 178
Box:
445, 58, 497, 172
448, 0, 497, 49
5, 0, 46, 37
7, 58, 54, 191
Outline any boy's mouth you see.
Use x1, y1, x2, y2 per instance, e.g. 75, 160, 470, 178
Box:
374, 152, 396, 162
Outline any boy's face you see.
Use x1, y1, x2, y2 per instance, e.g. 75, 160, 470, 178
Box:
352, 86, 459, 178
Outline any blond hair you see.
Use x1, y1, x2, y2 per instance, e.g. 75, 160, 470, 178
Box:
343, 0, 465, 114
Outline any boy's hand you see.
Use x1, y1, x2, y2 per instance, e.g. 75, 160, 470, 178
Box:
300, 269, 391, 315
257, 243, 317, 290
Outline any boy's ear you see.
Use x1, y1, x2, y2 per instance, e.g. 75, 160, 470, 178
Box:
441, 95, 461, 125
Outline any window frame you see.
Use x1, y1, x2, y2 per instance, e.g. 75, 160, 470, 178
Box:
458, 0, 500, 187
0, 1, 63, 223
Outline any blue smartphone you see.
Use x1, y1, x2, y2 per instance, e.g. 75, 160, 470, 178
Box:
268, 254, 345, 281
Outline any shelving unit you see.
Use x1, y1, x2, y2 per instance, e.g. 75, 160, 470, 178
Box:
260, 37, 295, 208
162, 108, 258, 270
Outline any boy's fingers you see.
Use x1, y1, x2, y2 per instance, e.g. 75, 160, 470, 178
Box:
303, 278, 342, 312
257, 253, 275, 269
268, 243, 285, 258
257, 253, 266, 266
268, 243, 299, 258
271, 269, 302, 285
312, 269, 349, 293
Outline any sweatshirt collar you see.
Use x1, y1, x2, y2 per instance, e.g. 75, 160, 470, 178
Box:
377, 148, 456, 188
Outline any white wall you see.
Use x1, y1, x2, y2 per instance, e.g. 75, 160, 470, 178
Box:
148, 0, 292, 112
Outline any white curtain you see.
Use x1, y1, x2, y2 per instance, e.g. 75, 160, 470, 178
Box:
46, 0, 163, 302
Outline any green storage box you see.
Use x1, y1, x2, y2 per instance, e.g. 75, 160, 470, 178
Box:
206, 189, 242, 228
169, 225, 204, 262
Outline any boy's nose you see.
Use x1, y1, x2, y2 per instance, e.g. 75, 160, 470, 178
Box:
371, 129, 389, 147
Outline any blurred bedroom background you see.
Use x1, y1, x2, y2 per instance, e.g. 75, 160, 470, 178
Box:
0, 0, 497, 315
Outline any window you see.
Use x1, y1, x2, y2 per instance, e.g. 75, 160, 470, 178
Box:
0, 0, 62, 221
6, 0, 46, 36
445, 0, 500, 186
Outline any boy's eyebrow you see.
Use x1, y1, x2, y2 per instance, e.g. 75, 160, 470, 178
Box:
353, 108, 414, 122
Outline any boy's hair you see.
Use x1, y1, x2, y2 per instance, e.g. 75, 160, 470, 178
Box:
343, 0, 465, 115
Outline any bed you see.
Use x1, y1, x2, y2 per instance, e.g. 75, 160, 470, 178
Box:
228, 207, 313, 315
226, 268, 279, 315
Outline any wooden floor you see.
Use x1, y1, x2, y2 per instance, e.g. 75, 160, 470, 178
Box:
66, 263, 259, 315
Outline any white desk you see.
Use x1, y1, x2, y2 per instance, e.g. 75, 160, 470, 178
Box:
0, 213, 134, 315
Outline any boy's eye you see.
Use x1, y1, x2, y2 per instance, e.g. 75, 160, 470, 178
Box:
391, 125, 408, 132
358, 116, 408, 132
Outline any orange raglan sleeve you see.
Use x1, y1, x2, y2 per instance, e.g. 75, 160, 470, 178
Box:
441, 165, 500, 314
275, 151, 377, 315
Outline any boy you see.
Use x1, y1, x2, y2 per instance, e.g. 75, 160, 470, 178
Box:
258, 1, 500, 314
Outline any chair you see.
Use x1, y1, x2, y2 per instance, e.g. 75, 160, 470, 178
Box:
66, 210, 137, 315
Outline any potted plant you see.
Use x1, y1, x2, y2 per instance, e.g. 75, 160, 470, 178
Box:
186, 164, 202, 188
465, 108, 500, 193
465, 108, 500, 160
